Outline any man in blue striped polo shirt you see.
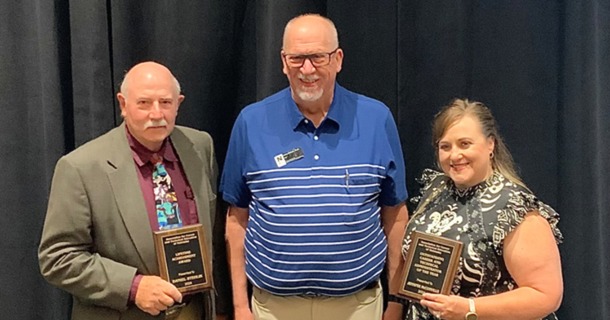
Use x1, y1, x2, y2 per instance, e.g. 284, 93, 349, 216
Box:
221, 14, 409, 320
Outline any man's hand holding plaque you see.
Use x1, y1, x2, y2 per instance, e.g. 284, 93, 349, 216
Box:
397, 231, 463, 301
153, 224, 213, 294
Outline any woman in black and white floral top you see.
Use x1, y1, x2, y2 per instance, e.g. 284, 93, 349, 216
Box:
395, 99, 563, 320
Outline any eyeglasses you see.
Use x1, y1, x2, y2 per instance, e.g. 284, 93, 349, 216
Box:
282, 48, 340, 68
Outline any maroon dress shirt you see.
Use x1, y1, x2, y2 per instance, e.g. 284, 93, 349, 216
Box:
125, 128, 199, 304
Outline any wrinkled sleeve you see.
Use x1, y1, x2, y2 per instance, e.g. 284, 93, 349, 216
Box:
38, 156, 136, 310
220, 112, 251, 208
378, 109, 408, 206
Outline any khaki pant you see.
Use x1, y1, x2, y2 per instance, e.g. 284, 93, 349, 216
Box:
251, 283, 382, 320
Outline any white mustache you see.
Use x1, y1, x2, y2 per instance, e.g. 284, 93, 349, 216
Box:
298, 74, 319, 82
144, 119, 168, 129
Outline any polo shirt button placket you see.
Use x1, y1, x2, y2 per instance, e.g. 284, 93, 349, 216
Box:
314, 154, 319, 160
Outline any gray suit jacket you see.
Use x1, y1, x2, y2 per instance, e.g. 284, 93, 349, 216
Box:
39, 123, 220, 320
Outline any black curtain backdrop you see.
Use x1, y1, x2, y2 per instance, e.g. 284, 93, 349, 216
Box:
1, 1, 608, 319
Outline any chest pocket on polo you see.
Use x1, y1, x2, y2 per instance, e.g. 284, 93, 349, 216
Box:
345, 175, 381, 206
346, 175, 380, 191
341, 175, 381, 224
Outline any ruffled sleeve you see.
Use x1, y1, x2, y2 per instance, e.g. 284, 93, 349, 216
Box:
409, 168, 444, 207
492, 189, 563, 255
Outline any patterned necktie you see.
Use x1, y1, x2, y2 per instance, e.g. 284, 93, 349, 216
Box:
151, 153, 183, 230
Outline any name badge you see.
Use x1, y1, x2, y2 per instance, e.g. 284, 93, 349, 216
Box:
274, 148, 304, 168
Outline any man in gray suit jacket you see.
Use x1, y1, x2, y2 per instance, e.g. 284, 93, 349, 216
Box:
39, 61, 227, 320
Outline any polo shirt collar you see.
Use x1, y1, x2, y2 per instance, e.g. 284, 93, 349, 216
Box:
288, 83, 345, 130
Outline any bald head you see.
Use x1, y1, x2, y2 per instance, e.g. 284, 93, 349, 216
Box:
120, 61, 181, 98
282, 14, 339, 50
116, 61, 184, 151
280, 14, 343, 109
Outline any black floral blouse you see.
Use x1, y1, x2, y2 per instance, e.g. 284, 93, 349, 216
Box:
402, 169, 562, 320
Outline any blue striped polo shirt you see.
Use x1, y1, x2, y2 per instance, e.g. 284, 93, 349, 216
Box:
220, 84, 408, 296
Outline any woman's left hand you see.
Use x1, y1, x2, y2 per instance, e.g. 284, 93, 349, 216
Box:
420, 293, 469, 320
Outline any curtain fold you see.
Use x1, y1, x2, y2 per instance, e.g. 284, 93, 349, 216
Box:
0, 1, 73, 319
559, 1, 610, 318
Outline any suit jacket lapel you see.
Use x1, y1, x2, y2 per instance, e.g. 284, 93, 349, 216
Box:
106, 123, 157, 274
171, 128, 214, 250
171, 128, 204, 216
